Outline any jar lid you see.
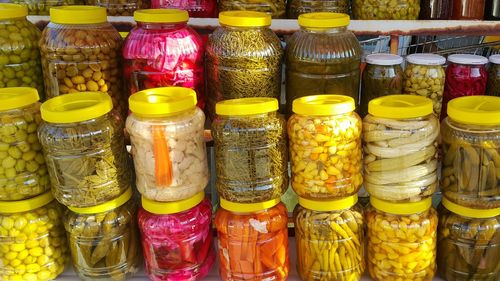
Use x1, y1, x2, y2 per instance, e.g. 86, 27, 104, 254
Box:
134, 9, 189, 23
40, 92, 113, 123
141, 192, 204, 215
406, 53, 446, 65
447, 54, 488, 65
50, 6, 107, 25
370, 197, 432, 215
216, 97, 278, 116
298, 12, 350, 29
368, 95, 433, 119
129, 87, 197, 117
365, 53, 403, 65
292, 95, 355, 116
0, 191, 54, 214
442, 197, 500, 219
299, 195, 358, 212
0, 3, 28, 20
447, 96, 500, 125
489, 54, 500, 64
219, 11, 271, 27
220, 197, 280, 213
68, 187, 133, 214
0, 87, 39, 111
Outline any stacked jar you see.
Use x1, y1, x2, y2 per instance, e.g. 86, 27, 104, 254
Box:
286, 0, 351, 18
126, 87, 214, 280
7, 0, 83, 15
353, 0, 420, 19
218, 0, 286, 18
487, 54, 500, 96
84, 0, 149, 16
150, 0, 217, 17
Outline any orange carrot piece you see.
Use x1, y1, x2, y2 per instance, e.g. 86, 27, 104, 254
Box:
260, 247, 277, 270
152, 126, 172, 186
310, 153, 319, 160
254, 246, 262, 276
246, 225, 258, 262
241, 222, 250, 261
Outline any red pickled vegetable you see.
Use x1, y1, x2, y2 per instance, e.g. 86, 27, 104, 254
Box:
150, 0, 218, 18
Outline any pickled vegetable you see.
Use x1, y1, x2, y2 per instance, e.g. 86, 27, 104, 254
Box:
84, 0, 150, 16
486, 55, 500, 96
9, 0, 83, 15
353, 0, 420, 19
150, 0, 217, 17
450, 0, 485, 19
287, 0, 350, 18
219, 0, 286, 18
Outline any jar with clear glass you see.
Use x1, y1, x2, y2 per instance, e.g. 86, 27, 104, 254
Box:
286, 0, 350, 18
486, 54, 500, 96
419, 0, 450, 19
450, 0, 485, 19
7, 0, 83, 15
485, 0, 500, 20
84, 0, 149, 15
150, 0, 217, 17
353, 0, 420, 19
285, 13, 361, 115
441, 96, 500, 209
219, 0, 286, 18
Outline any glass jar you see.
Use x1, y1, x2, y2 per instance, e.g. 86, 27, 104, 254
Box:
363, 95, 439, 202
39, 6, 126, 118
150, 0, 217, 17
84, 0, 149, 16
285, 13, 362, 115
288, 95, 363, 200
138, 192, 215, 281
205, 11, 283, 120
403, 54, 446, 116
437, 197, 500, 281
38, 92, 131, 207
7, 0, 83, 15
360, 54, 403, 117
215, 198, 289, 281
212, 98, 287, 203
0, 4, 44, 98
294, 195, 365, 281
219, 0, 286, 18
0, 88, 50, 201
367, 197, 438, 281
286, 0, 350, 18
441, 54, 488, 120
123, 9, 205, 109
126, 87, 208, 202
0, 191, 69, 281
419, 0, 450, 19
450, 0, 485, 19
485, 0, 500, 20
486, 54, 500, 96
353, 0, 420, 19
441, 96, 500, 209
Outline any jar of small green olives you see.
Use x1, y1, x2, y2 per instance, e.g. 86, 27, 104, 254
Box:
7, 0, 84, 15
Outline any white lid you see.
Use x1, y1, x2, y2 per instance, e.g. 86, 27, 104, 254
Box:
448, 54, 488, 65
489, 54, 500, 64
366, 54, 403, 66
406, 53, 446, 65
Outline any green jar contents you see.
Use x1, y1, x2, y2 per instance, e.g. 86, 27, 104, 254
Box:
64, 188, 139, 281
486, 54, 500, 96
206, 11, 283, 120
353, 0, 420, 19
0, 88, 50, 201
360, 54, 403, 117
84, 0, 149, 16
7, 0, 83, 15
285, 13, 361, 115
287, 0, 350, 18
437, 197, 499, 281
38, 92, 131, 208
0, 191, 69, 281
0, 4, 44, 98
219, 0, 286, 18
212, 98, 288, 203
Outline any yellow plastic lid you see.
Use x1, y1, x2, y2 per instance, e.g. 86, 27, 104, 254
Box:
298, 12, 350, 29
219, 11, 271, 27
442, 197, 500, 219
299, 195, 358, 212
134, 9, 189, 23
447, 96, 500, 126
40, 92, 112, 123
0, 3, 27, 20
50, 6, 107, 25
129, 87, 197, 117
142, 192, 205, 215
68, 187, 133, 214
370, 197, 432, 215
216, 97, 278, 116
0, 87, 39, 111
292, 95, 355, 116
368, 95, 433, 119
0, 191, 54, 213
220, 197, 280, 213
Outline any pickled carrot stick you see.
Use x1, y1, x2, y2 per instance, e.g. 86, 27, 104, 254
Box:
241, 223, 250, 260
152, 125, 172, 186
254, 246, 262, 275
246, 225, 257, 262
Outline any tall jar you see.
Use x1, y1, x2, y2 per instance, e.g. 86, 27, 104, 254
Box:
359, 54, 403, 117
294, 195, 365, 281
0, 191, 69, 281
138, 192, 215, 281
403, 54, 446, 116
486, 54, 500, 96
437, 197, 500, 281
419, 0, 450, 19
441, 54, 488, 120
353, 0, 420, 19
450, 0, 485, 19
218, 0, 286, 18
84, 0, 149, 16
123, 9, 205, 109
0, 88, 50, 201
363, 95, 439, 202
367, 197, 438, 281
0, 4, 44, 98
38, 92, 131, 208
215, 198, 289, 281
39, 6, 126, 118
441, 96, 500, 209
485, 0, 500, 20
150, 0, 217, 17
288, 95, 363, 200
285, 13, 362, 115
7, 0, 83, 15
64, 188, 140, 281
126, 87, 208, 202
205, 11, 283, 120
286, 0, 350, 18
